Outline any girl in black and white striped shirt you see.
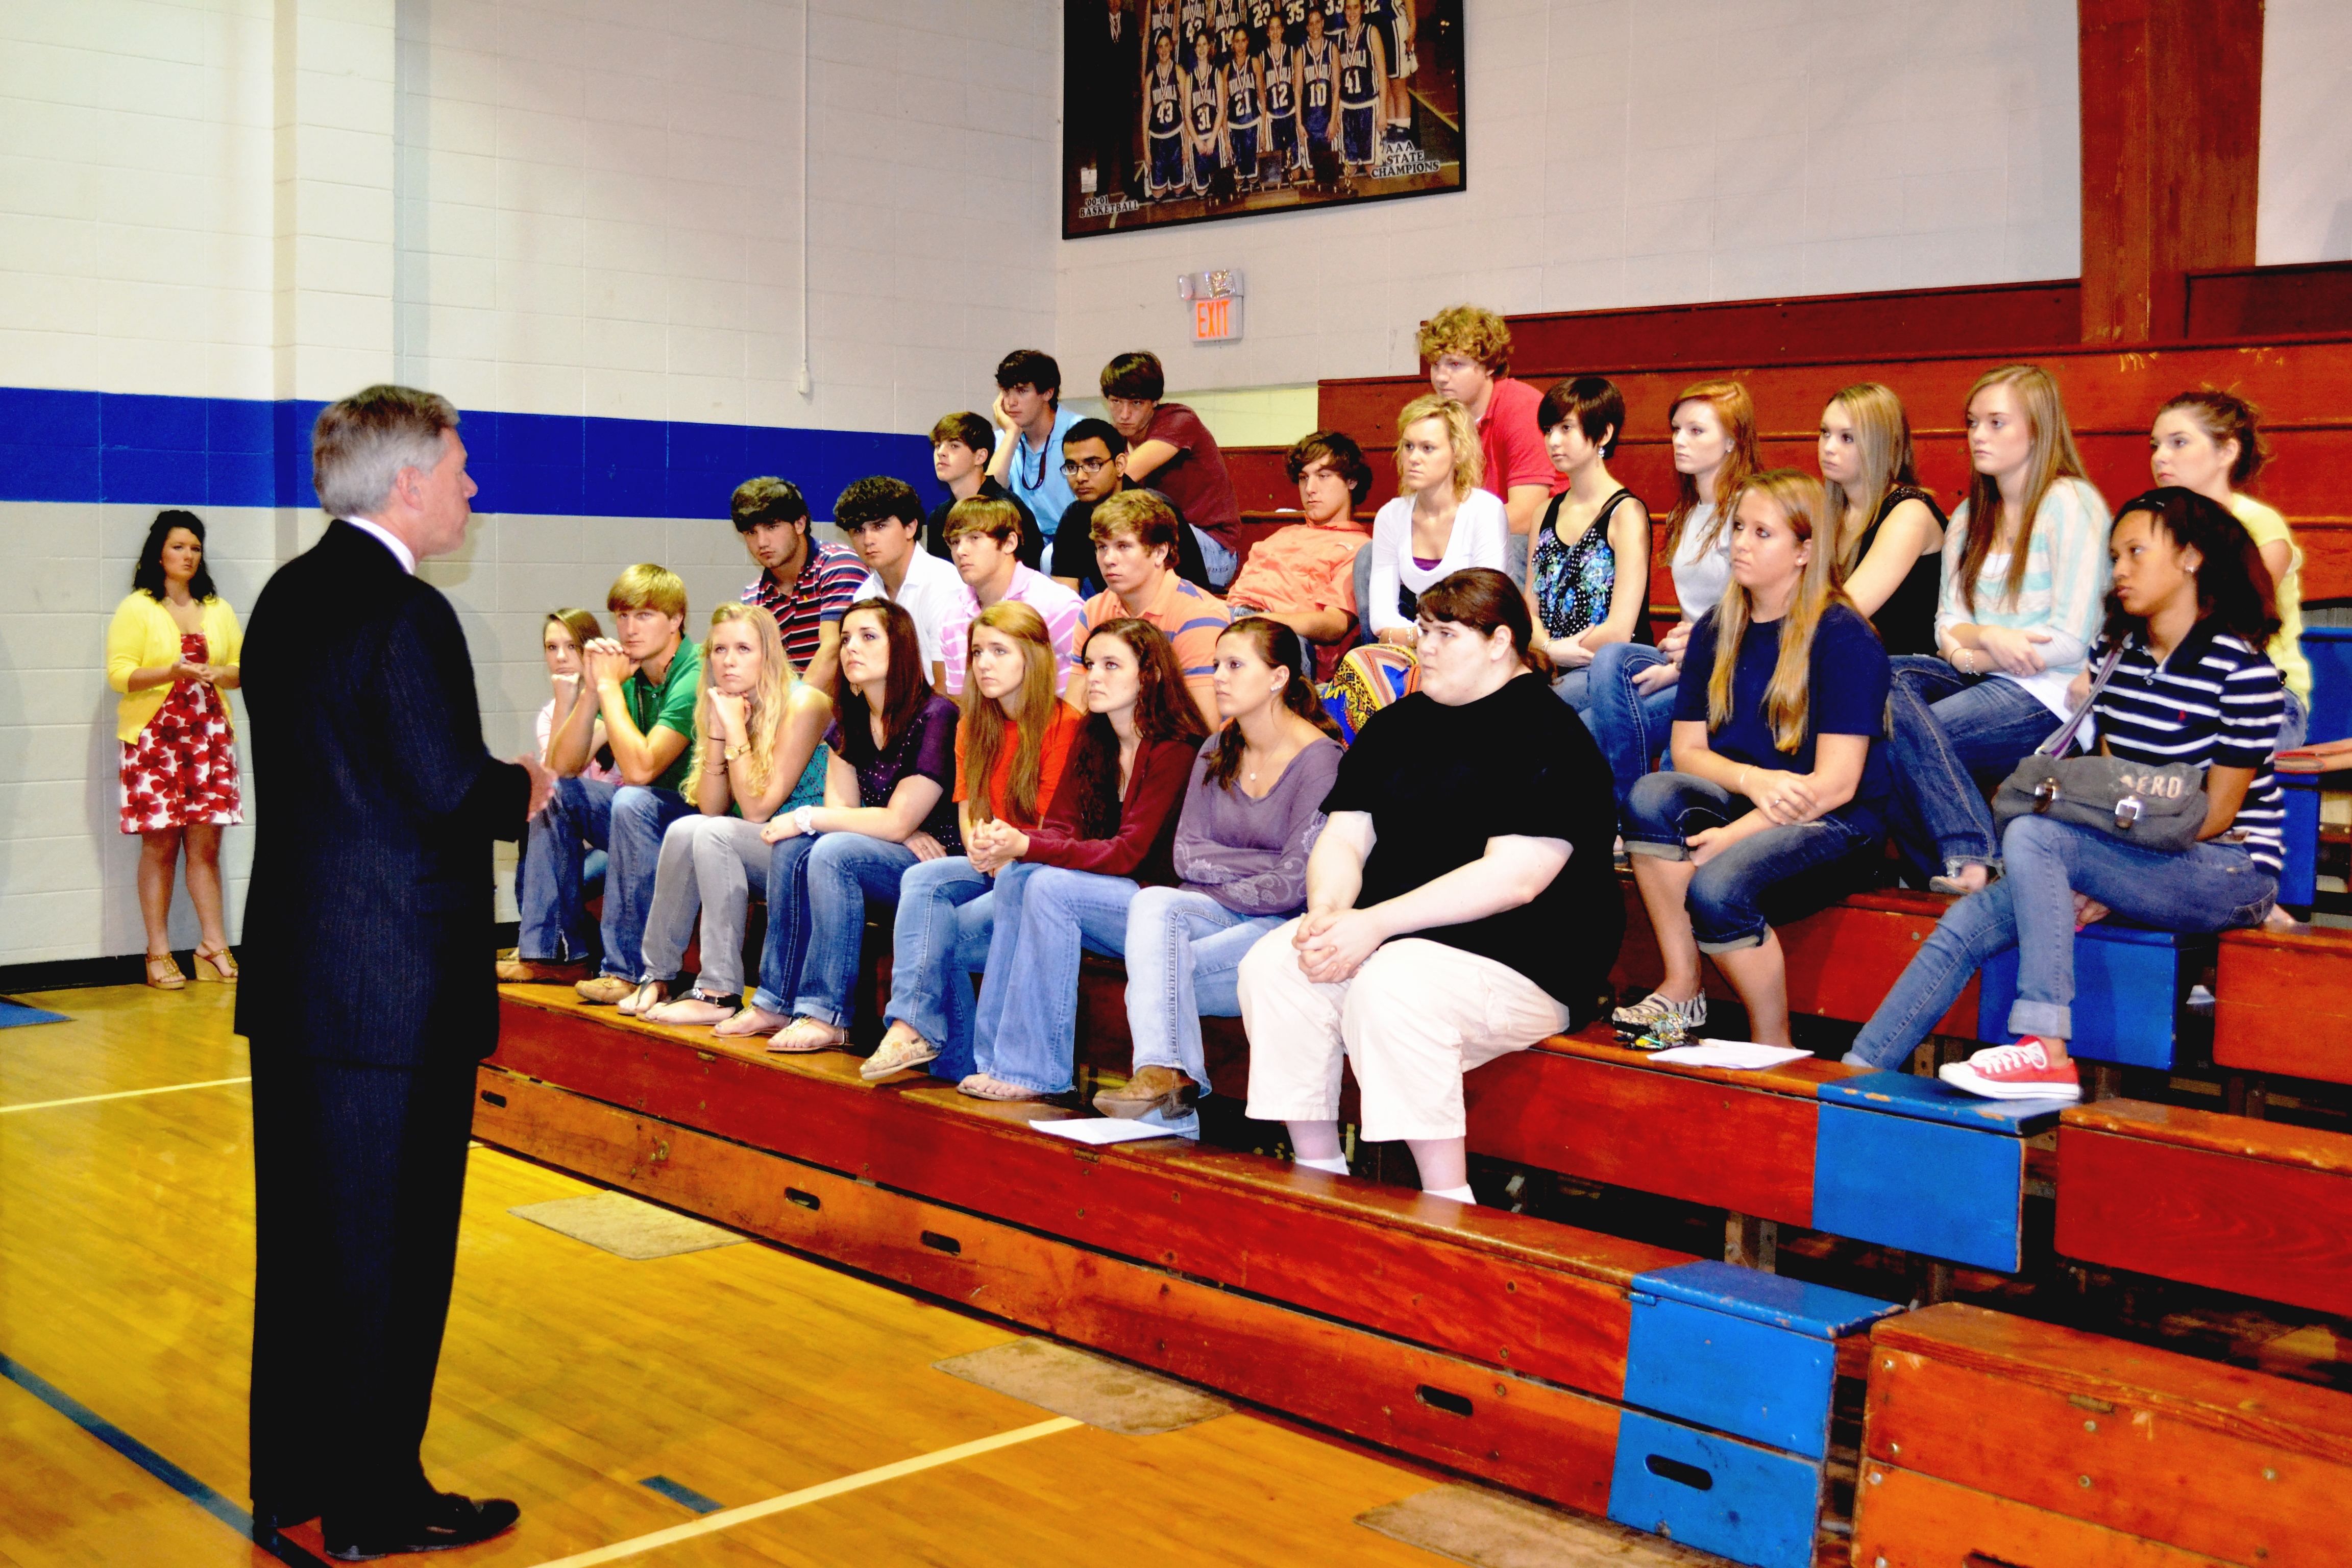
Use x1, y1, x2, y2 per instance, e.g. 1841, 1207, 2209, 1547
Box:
1850, 486, 2284, 1100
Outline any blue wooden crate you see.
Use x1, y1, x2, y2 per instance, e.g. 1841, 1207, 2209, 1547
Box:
1975, 923, 2209, 1069
1609, 1409, 1824, 1568
1624, 1261, 1899, 1459
1812, 1072, 2069, 1272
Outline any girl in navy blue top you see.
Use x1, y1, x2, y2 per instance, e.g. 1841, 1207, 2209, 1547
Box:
1851, 486, 2285, 1099
1616, 471, 1893, 1047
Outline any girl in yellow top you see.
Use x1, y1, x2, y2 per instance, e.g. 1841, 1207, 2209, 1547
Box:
2150, 390, 2311, 735
105, 510, 243, 990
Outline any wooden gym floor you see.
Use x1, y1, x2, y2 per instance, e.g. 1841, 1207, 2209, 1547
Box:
0, 984, 1712, 1567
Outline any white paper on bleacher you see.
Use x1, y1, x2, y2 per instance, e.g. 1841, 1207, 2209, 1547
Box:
1647, 1040, 1813, 1070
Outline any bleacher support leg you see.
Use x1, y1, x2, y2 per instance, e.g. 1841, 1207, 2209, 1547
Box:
2086, 1063, 2122, 1102
1725, 1212, 1778, 1272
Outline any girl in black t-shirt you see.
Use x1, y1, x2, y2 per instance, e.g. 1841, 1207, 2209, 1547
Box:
1238, 571, 1620, 1206
1616, 472, 1893, 1048
1817, 382, 1945, 656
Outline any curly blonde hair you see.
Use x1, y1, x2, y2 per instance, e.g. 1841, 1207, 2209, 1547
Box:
1415, 304, 1513, 374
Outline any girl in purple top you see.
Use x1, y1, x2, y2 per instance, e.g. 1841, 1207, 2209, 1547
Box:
727, 600, 963, 1046
1091, 618, 1344, 1132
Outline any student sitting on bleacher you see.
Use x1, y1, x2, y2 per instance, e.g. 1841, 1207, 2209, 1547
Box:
1361, 395, 1509, 647
1525, 376, 1651, 715
740, 600, 964, 1047
2149, 390, 2308, 753
1582, 380, 1758, 812
1222, 430, 1375, 672
1093, 618, 1345, 1131
627, 605, 831, 1024
1613, 472, 1895, 1044
861, 603, 1087, 1083
1885, 365, 2111, 894
1045, 417, 1213, 599
1849, 487, 2286, 1100
956, 620, 1210, 1101
504, 565, 701, 998
1239, 570, 1622, 1204
1817, 382, 1946, 655
1069, 489, 1231, 723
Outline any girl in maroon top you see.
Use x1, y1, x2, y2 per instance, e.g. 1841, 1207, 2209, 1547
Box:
960, 619, 1209, 1100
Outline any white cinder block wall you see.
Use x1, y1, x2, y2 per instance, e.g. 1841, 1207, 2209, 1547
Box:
5, 1, 2352, 966
0, 0, 1057, 966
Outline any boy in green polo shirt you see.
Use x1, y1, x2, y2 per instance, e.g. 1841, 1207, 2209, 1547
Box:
501, 565, 702, 996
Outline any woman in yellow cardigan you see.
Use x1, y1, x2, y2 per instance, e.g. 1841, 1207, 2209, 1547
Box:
106, 510, 244, 989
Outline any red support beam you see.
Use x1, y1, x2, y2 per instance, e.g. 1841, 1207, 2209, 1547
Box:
2078, 0, 2264, 343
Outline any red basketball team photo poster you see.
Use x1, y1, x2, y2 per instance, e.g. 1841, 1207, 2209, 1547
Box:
1064, 0, 1465, 238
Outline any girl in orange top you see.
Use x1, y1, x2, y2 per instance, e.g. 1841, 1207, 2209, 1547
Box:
865, 601, 1084, 1082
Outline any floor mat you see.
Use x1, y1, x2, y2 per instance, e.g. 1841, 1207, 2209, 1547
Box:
0, 1001, 70, 1029
932, 1338, 1229, 1435
508, 1192, 747, 1260
1356, 1485, 1720, 1566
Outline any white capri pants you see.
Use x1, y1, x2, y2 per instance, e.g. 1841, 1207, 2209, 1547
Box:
1237, 918, 1570, 1143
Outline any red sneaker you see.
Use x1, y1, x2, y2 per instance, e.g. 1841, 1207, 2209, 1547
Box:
1939, 1039, 2081, 1102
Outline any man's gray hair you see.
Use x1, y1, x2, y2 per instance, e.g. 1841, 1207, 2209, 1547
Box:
312, 385, 460, 518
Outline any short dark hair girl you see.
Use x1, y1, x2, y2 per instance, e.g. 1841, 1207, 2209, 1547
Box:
132, 509, 217, 602
1537, 376, 1627, 459
2101, 486, 2279, 651
833, 598, 935, 766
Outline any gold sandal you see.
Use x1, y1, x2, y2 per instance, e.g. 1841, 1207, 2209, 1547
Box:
859, 1023, 939, 1081
145, 952, 186, 991
191, 943, 237, 983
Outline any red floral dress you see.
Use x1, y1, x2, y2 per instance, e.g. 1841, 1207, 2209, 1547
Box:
119, 632, 243, 834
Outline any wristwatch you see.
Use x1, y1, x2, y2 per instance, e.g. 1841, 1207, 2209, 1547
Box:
724, 740, 750, 761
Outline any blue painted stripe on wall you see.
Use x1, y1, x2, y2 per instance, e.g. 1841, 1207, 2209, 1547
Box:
0, 385, 946, 520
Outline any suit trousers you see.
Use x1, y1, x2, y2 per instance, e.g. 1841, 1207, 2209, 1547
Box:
249, 1044, 477, 1518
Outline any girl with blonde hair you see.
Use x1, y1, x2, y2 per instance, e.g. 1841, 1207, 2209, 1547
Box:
1584, 379, 1760, 811
1817, 382, 1945, 653
628, 602, 832, 1024
1885, 364, 2110, 892
1615, 472, 1896, 1045
1364, 392, 1508, 646
863, 600, 1087, 1081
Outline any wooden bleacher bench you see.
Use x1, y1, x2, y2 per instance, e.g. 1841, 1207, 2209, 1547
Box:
1854, 1301, 2352, 1567
2214, 924, 2352, 1088
477, 987, 1907, 1564
2055, 1098, 2352, 1318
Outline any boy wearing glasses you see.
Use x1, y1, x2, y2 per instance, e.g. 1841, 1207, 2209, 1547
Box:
1047, 417, 1213, 598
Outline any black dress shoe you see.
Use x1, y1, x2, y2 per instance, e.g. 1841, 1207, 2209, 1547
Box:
323, 1492, 520, 1560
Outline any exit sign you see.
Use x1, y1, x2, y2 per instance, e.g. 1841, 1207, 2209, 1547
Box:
1181, 268, 1243, 341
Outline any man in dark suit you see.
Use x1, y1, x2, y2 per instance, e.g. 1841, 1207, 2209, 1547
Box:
237, 384, 551, 1559
1080, 0, 1143, 198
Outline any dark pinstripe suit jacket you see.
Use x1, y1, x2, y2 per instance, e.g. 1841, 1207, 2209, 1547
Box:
234, 520, 528, 1067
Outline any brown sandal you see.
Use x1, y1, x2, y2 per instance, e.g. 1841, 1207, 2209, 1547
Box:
145, 952, 186, 991
191, 943, 237, 983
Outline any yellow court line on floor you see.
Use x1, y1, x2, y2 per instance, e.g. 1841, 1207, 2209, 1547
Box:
0, 1076, 253, 1114
527, 1416, 1085, 1568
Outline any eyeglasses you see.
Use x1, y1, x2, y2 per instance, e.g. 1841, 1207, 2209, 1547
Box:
1060, 457, 1113, 477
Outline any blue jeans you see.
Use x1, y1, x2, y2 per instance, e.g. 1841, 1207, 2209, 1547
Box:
1584, 641, 1680, 812
1847, 814, 2278, 1068
1550, 666, 1595, 713
1123, 885, 1283, 1096
1624, 772, 1883, 951
517, 776, 617, 962
750, 832, 914, 1024
971, 863, 1138, 1094
883, 855, 997, 1081
1884, 657, 2055, 880
595, 786, 696, 981
1194, 526, 1237, 590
